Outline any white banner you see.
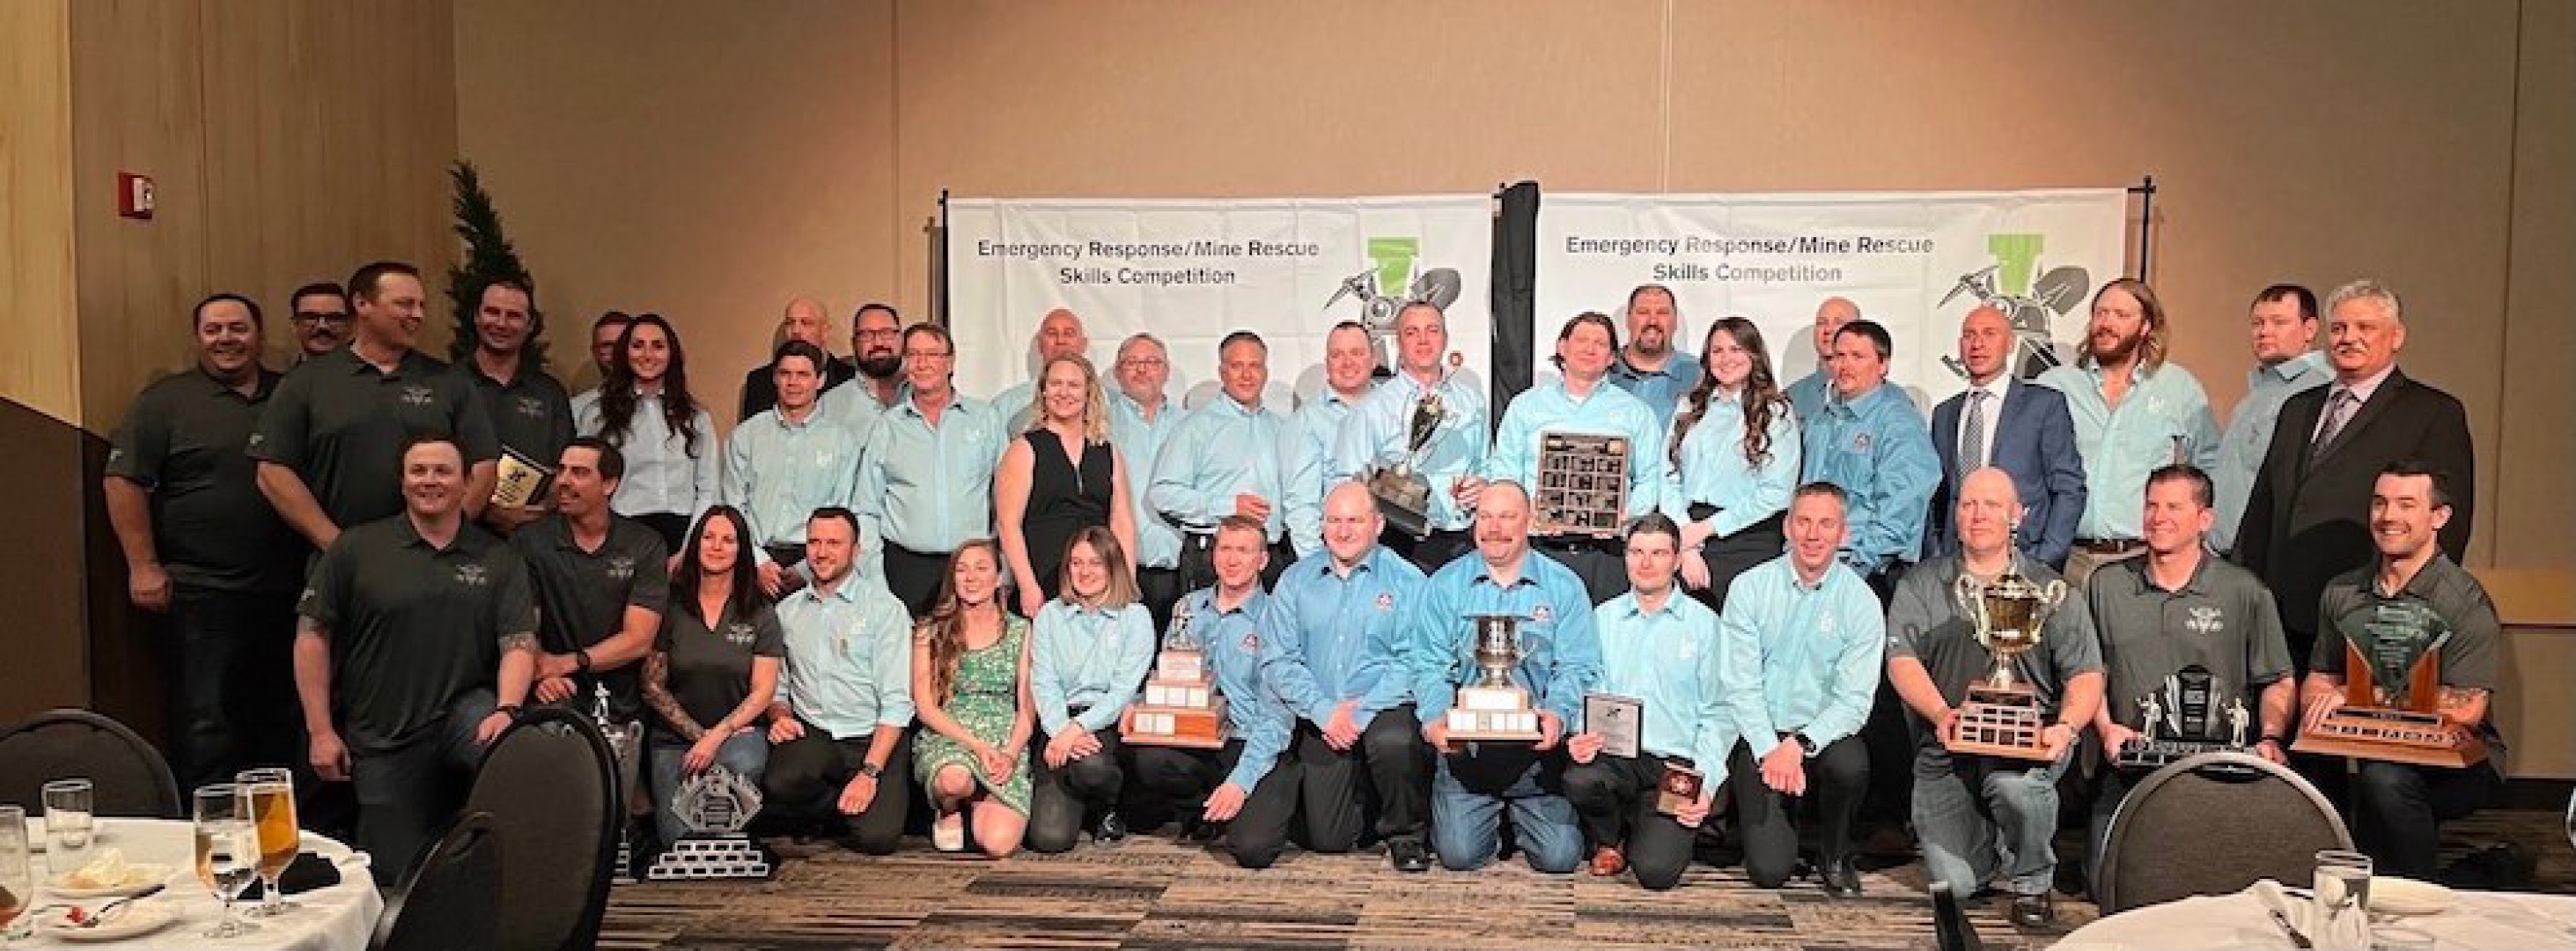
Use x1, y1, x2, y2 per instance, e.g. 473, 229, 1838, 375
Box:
946, 195, 1494, 408
1537, 188, 2130, 406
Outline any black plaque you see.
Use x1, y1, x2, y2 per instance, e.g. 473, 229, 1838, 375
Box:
1533, 432, 1630, 538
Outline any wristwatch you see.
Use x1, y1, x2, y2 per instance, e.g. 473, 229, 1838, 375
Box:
493, 704, 523, 719
857, 762, 883, 779
1792, 732, 1819, 757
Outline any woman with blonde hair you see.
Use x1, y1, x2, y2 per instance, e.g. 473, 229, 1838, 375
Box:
910, 539, 1034, 856
1023, 527, 1154, 852
996, 354, 1138, 616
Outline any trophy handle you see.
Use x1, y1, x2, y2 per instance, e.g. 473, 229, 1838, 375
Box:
2038, 579, 2068, 608
1951, 574, 1981, 624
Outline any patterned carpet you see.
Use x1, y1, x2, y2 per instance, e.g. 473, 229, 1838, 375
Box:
600, 810, 2572, 950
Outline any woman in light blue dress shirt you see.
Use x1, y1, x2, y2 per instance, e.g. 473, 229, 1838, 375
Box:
578, 313, 720, 551
1663, 316, 1802, 609
1022, 527, 1154, 852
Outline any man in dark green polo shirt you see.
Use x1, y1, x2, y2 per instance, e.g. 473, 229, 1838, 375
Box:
2298, 461, 2505, 881
105, 293, 303, 790
2083, 464, 2294, 892
293, 434, 539, 885
456, 278, 574, 536
510, 437, 669, 726
254, 261, 500, 554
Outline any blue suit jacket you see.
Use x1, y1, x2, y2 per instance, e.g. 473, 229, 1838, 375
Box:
1926, 378, 2087, 567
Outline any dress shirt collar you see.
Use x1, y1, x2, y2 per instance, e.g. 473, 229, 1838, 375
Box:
2331, 363, 2398, 404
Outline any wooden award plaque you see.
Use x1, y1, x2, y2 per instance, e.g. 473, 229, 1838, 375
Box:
1121, 648, 1229, 748
1948, 682, 2054, 761
2293, 642, 2487, 768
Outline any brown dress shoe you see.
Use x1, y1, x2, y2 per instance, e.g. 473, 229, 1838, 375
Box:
1588, 845, 1628, 877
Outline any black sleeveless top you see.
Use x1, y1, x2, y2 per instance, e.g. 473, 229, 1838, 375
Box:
1020, 430, 1115, 600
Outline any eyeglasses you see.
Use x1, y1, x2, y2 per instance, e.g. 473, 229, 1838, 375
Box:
902, 350, 953, 361
1117, 358, 1167, 369
292, 312, 350, 325
857, 328, 902, 339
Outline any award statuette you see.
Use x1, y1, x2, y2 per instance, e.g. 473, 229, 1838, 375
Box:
1446, 615, 1543, 741
590, 684, 645, 882
1533, 432, 1630, 538
644, 767, 776, 881
1947, 571, 2068, 761
2293, 607, 2487, 768
1653, 758, 1704, 816
2113, 665, 2255, 768
1121, 604, 1228, 748
490, 447, 556, 509
1365, 352, 1464, 538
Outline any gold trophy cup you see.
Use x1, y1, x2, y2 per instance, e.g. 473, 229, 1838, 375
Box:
1947, 571, 2067, 761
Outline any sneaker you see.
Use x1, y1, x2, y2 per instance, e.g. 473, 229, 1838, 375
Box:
1387, 838, 1430, 874
1093, 810, 1128, 843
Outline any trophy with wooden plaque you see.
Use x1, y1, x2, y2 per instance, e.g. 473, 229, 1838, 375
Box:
1365, 352, 1463, 539
1947, 571, 2068, 761
2293, 617, 2486, 768
2115, 665, 2255, 769
1446, 615, 1543, 741
1533, 432, 1630, 538
1122, 604, 1228, 748
490, 447, 556, 509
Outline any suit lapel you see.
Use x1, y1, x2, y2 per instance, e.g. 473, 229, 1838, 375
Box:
2311, 369, 2407, 468
1932, 392, 1961, 472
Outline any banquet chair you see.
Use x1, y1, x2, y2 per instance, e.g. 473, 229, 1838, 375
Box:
371, 811, 502, 951
0, 708, 182, 818
2095, 751, 2352, 913
1931, 881, 1985, 951
462, 706, 620, 951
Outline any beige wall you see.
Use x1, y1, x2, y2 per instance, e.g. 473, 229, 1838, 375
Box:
0, 0, 79, 424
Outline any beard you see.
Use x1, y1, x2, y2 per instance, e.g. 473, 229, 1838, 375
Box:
2089, 326, 2146, 365
857, 353, 902, 379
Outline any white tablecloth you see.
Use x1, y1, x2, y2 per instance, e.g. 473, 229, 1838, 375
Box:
2057, 885, 2576, 950
14, 817, 382, 950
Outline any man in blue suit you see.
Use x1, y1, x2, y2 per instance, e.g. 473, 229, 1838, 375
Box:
1927, 306, 2087, 568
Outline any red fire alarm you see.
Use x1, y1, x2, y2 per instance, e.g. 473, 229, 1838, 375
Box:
117, 172, 155, 219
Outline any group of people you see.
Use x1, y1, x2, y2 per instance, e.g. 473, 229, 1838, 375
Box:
105, 261, 2499, 931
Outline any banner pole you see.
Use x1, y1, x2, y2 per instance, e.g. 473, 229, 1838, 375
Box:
2127, 174, 2158, 280
934, 188, 951, 327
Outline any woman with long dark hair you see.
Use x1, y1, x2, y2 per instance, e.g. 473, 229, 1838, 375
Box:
1663, 317, 1802, 608
579, 313, 718, 551
639, 505, 783, 846
910, 539, 1034, 857
995, 354, 1138, 616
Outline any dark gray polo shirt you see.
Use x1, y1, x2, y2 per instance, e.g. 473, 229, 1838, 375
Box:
106, 366, 299, 595
2312, 555, 2506, 770
658, 600, 785, 733
2087, 554, 2292, 731
1888, 554, 2102, 771
298, 515, 536, 754
456, 361, 574, 476
510, 513, 670, 721
251, 347, 500, 530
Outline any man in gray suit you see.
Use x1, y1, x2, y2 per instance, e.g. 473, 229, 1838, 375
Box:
1927, 306, 2087, 568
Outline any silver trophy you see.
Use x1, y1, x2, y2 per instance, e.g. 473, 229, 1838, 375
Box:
1365, 352, 1463, 537
1446, 615, 1541, 741
644, 766, 776, 880
2114, 665, 2255, 769
591, 683, 643, 882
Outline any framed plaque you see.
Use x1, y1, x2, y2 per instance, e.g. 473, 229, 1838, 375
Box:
1583, 693, 1642, 759
1532, 432, 1629, 537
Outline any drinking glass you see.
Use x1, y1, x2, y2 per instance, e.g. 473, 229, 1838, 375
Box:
0, 806, 31, 931
237, 768, 301, 917
193, 785, 261, 939
2313, 848, 2375, 951
40, 778, 93, 874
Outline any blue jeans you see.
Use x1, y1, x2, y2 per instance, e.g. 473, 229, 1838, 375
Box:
648, 731, 771, 845
1911, 746, 2071, 897
1429, 745, 1582, 874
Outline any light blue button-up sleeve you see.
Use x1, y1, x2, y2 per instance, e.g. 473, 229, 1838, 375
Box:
1803, 573, 1887, 750
1717, 576, 1783, 759
865, 587, 916, 728
1663, 395, 1802, 540
1257, 593, 1332, 726
1539, 582, 1604, 727
1147, 413, 1229, 529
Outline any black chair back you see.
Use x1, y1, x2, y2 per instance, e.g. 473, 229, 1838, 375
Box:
461, 706, 620, 951
2097, 751, 2353, 913
371, 811, 502, 951
0, 709, 181, 817
1931, 881, 1985, 951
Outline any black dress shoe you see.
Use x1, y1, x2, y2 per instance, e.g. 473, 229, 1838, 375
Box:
1387, 838, 1430, 874
1184, 818, 1226, 843
1093, 811, 1128, 843
1819, 857, 1863, 897
2009, 891, 2054, 929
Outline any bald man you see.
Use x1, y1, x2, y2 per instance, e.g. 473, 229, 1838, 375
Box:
1928, 305, 2087, 568
994, 308, 1091, 433
740, 298, 857, 422
1785, 297, 1858, 422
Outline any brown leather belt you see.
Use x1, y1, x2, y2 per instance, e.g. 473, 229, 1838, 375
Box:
2076, 537, 2145, 555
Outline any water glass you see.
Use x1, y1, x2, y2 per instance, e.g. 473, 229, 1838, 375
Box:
2313, 848, 2375, 951
237, 768, 301, 917
193, 785, 261, 939
0, 806, 31, 931
40, 778, 93, 874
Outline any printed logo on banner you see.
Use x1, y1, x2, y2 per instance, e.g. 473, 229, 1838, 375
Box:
1938, 232, 2092, 381
1324, 235, 1464, 375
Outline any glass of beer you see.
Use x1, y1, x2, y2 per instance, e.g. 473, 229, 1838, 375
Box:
236, 768, 300, 917
193, 785, 261, 939
0, 806, 30, 930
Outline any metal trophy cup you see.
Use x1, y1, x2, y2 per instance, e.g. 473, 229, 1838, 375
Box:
1122, 603, 1228, 748
1947, 571, 2067, 761
1365, 353, 1462, 538
2293, 611, 2487, 768
1446, 615, 1542, 741
2114, 665, 2254, 768
644, 766, 776, 880
1533, 432, 1630, 538
591, 684, 644, 881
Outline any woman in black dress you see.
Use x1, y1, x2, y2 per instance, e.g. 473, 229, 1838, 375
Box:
996, 354, 1138, 618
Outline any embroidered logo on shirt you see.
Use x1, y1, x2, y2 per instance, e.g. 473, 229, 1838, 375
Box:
247, 432, 264, 448
726, 622, 757, 646
2185, 606, 2223, 634
1853, 431, 1873, 452
453, 563, 489, 586
1531, 604, 1553, 623
514, 395, 548, 418
1375, 593, 1395, 612
606, 555, 637, 581
1240, 630, 1260, 653
401, 385, 435, 407
1675, 640, 1697, 661
1820, 613, 1838, 634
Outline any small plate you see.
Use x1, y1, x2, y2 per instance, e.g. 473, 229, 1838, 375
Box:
46, 863, 172, 899
2369, 877, 2455, 915
41, 903, 178, 942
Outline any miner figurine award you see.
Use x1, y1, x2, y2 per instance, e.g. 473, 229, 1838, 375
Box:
644, 766, 776, 880
591, 683, 645, 881
2114, 665, 2255, 769
1446, 614, 1542, 741
1122, 603, 1228, 748
1947, 571, 2067, 761
2293, 616, 2487, 768
1532, 432, 1630, 538
1366, 352, 1463, 538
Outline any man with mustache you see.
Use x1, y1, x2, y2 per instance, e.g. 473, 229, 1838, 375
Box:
1607, 284, 1701, 429
2035, 278, 2220, 586
286, 282, 350, 363
1785, 297, 1858, 423
2237, 279, 2475, 674
106, 293, 304, 789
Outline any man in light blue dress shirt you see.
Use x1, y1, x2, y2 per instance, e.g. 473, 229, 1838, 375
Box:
1785, 296, 1859, 423
1716, 483, 1885, 896
1148, 331, 1315, 593
1411, 482, 1602, 874
1799, 320, 1940, 593
1109, 333, 1190, 630
856, 323, 1007, 617
761, 509, 916, 854
2035, 277, 2221, 586
1258, 483, 1432, 872
1606, 284, 1701, 429
2211, 284, 2327, 554
1331, 302, 1489, 571
1289, 321, 1376, 557
722, 341, 861, 598
1488, 312, 1668, 604
1129, 517, 1302, 867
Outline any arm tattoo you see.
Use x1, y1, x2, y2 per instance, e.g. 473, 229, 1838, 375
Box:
2437, 686, 2487, 710
641, 652, 705, 741
500, 630, 539, 654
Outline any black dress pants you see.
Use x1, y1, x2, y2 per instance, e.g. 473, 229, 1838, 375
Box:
762, 723, 912, 854
1726, 735, 1868, 888
1289, 705, 1431, 851
1131, 739, 1302, 868
1027, 726, 1127, 853
1561, 752, 1702, 891
163, 587, 305, 792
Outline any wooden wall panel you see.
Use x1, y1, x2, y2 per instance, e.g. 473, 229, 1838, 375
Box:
0, 0, 80, 424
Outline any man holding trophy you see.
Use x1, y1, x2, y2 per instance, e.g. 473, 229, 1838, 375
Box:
1887, 468, 2102, 929
1409, 482, 1602, 874
1332, 301, 1490, 572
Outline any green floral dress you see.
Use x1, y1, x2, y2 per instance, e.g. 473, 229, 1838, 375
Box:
911, 616, 1033, 815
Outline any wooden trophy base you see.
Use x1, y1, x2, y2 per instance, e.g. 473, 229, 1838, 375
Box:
2114, 739, 2248, 770
1122, 699, 1229, 748
2294, 706, 2488, 768
1447, 685, 1542, 741
1947, 684, 2053, 762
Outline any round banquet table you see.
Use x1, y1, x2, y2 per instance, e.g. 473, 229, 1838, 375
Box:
12, 817, 383, 950
2056, 884, 2576, 950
